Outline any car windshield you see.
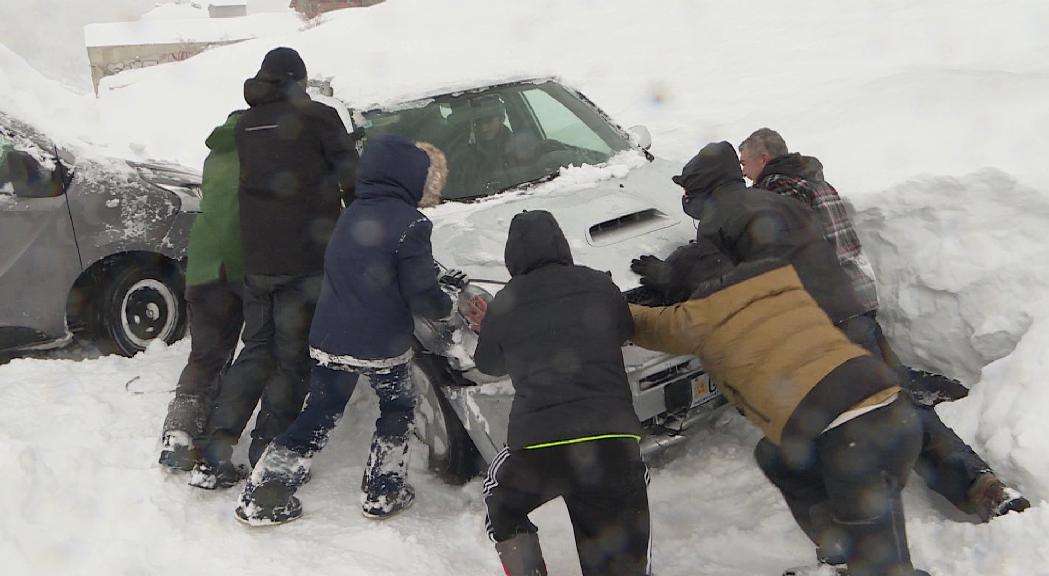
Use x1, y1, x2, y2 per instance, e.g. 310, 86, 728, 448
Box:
360, 81, 632, 201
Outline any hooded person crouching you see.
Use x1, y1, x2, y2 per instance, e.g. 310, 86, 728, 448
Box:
474, 210, 651, 576
235, 134, 455, 525
631, 256, 929, 575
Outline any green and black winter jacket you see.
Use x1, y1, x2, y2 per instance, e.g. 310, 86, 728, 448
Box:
184, 111, 243, 287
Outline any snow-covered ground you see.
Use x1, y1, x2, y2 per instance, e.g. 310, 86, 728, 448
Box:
3, 1, 1049, 574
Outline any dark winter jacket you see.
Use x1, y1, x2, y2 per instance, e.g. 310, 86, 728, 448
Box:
308, 134, 451, 365
755, 153, 879, 314
630, 261, 900, 447
473, 210, 642, 451
675, 142, 865, 325
185, 111, 244, 286
235, 75, 358, 276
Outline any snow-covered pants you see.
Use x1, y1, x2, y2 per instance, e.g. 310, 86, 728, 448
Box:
162, 276, 243, 438
277, 362, 415, 501
839, 312, 992, 510
198, 273, 320, 467
755, 397, 923, 576
483, 438, 652, 576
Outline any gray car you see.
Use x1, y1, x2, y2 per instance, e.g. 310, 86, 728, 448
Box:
0, 111, 200, 357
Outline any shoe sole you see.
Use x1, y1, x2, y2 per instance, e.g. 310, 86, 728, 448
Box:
234, 506, 303, 527
361, 497, 415, 520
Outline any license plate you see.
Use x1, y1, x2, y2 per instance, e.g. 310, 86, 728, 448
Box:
691, 373, 719, 407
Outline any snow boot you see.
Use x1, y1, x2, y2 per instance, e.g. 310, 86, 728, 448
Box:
235, 495, 303, 526
236, 443, 311, 525
158, 431, 197, 472
904, 369, 968, 406
495, 532, 548, 576
187, 460, 247, 490
361, 484, 416, 519
965, 473, 1031, 522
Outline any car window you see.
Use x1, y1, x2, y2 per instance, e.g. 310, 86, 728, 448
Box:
360, 81, 631, 201
521, 88, 613, 155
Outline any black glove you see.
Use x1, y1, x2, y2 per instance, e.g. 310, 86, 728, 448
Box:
630, 255, 672, 291
438, 269, 470, 291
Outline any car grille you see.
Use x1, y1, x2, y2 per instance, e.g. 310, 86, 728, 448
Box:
638, 359, 696, 391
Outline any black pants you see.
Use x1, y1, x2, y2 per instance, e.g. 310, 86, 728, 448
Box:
162, 276, 244, 437
838, 313, 991, 508
199, 273, 321, 467
483, 438, 652, 576
756, 398, 923, 576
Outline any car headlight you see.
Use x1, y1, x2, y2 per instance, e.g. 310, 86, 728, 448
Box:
413, 284, 495, 371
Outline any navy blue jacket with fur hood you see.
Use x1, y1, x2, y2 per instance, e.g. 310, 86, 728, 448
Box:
309, 134, 452, 364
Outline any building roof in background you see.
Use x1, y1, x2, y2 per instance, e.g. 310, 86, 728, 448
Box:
84, 12, 299, 48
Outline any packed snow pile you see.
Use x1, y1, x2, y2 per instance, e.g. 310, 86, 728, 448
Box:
0, 44, 97, 152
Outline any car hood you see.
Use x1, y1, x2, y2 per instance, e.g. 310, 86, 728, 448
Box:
427, 156, 696, 293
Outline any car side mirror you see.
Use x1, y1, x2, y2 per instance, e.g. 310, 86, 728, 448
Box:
7, 150, 61, 198
627, 125, 652, 150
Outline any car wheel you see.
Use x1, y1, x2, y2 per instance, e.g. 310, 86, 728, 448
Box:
412, 352, 481, 484
96, 262, 187, 356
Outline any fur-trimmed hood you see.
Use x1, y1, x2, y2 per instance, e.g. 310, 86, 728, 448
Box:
356, 134, 447, 208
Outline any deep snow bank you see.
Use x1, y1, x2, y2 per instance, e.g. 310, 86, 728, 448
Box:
852, 169, 1049, 503
0, 44, 97, 152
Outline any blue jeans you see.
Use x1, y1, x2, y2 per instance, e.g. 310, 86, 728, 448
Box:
276, 362, 415, 499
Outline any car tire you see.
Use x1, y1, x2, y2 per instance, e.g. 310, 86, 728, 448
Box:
95, 261, 187, 357
412, 351, 481, 484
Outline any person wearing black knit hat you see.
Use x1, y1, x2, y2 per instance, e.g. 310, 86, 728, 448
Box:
191, 46, 360, 490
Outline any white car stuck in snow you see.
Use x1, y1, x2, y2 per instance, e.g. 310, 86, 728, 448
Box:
329, 77, 724, 481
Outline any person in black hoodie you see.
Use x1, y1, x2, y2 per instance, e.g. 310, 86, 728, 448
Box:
474, 211, 650, 576
191, 47, 358, 489
234, 134, 455, 524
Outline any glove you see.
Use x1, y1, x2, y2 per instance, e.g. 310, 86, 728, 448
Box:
438, 269, 470, 292
460, 294, 489, 333
630, 255, 671, 290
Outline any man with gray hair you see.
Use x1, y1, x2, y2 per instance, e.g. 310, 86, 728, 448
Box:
739, 128, 1029, 536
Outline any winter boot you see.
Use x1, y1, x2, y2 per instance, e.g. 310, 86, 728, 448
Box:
904, 369, 968, 406
965, 473, 1031, 522
235, 495, 303, 526
495, 532, 548, 576
187, 460, 247, 490
158, 431, 197, 472
361, 484, 415, 519
235, 443, 311, 525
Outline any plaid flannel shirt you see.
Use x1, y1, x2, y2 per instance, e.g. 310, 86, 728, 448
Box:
758, 173, 880, 313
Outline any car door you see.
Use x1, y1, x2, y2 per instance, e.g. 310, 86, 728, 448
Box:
0, 124, 82, 352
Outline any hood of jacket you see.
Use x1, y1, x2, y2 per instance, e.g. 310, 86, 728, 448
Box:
243, 75, 310, 108
674, 141, 746, 220
755, 152, 804, 182
673, 141, 745, 198
205, 110, 242, 153
505, 210, 574, 277
355, 134, 430, 206
756, 152, 826, 183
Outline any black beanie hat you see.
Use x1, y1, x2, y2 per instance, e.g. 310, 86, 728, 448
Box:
258, 47, 307, 82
